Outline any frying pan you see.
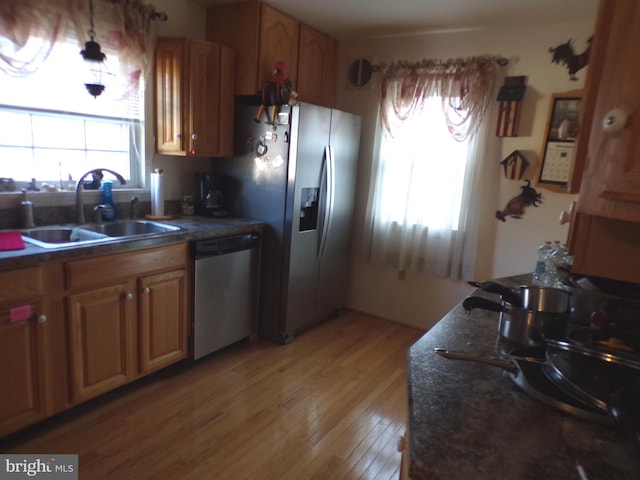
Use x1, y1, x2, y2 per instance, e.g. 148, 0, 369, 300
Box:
544, 339, 640, 413
609, 382, 640, 445
434, 347, 608, 423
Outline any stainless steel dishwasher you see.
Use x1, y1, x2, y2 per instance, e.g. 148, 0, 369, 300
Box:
192, 233, 260, 359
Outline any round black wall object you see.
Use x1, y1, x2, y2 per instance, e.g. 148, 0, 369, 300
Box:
348, 58, 373, 88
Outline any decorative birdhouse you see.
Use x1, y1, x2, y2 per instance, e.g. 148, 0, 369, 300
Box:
500, 150, 530, 180
496, 76, 527, 137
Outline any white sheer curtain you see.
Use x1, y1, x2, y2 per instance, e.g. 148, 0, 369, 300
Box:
365, 56, 499, 280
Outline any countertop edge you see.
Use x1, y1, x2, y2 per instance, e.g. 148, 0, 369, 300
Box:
0, 216, 264, 271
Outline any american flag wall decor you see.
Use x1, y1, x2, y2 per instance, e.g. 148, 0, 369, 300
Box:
496, 76, 527, 137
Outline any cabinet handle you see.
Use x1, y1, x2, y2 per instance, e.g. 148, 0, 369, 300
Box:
38, 314, 47, 324
143, 287, 150, 295
602, 108, 628, 133
126, 293, 134, 300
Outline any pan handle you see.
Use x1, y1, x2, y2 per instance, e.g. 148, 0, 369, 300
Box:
462, 296, 505, 313
467, 281, 523, 306
434, 348, 519, 374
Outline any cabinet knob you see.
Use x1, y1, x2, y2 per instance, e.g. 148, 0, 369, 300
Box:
602, 108, 628, 133
191, 133, 198, 140
143, 287, 150, 295
37, 314, 47, 324
175, 133, 181, 138
126, 293, 134, 300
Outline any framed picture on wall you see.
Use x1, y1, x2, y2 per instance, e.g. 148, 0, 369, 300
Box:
536, 90, 582, 192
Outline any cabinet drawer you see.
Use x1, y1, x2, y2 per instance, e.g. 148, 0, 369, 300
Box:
0, 266, 44, 304
65, 243, 188, 290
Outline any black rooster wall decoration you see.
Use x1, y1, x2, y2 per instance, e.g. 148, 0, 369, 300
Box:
496, 180, 542, 222
549, 37, 592, 80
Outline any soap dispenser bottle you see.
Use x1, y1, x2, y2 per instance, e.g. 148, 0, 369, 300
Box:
101, 180, 117, 221
20, 189, 35, 228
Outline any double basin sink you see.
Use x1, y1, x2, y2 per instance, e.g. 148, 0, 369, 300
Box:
22, 220, 182, 249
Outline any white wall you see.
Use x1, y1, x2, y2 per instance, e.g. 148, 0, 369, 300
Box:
336, 19, 594, 330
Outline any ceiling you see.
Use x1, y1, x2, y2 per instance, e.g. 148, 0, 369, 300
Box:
191, 0, 599, 39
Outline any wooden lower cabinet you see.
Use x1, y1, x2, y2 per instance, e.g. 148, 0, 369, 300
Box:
0, 302, 48, 437
67, 282, 136, 403
64, 244, 189, 404
139, 270, 188, 374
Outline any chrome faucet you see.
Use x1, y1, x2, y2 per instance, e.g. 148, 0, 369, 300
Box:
76, 168, 126, 224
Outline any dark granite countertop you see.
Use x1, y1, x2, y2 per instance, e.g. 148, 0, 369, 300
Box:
408, 274, 640, 480
0, 216, 264, 271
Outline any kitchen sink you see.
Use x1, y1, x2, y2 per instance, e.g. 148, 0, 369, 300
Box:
21, 221, 182, 249
81, 220, 181, 237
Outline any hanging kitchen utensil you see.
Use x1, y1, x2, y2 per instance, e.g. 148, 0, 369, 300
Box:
463, 296, 569, 347
433, 347, 608, 423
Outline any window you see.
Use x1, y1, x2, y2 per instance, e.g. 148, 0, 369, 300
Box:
366, 56, 498, 280
377, 96, 469, 231
0, 15, 144, 191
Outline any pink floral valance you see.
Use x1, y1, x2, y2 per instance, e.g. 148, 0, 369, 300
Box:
0, 0, 167, 97
379, 56, 500, 141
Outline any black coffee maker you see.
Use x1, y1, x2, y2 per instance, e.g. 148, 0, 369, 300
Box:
196, 174, 227, 217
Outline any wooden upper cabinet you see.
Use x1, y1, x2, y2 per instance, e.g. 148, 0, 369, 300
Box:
297, 24, 337, 107
206, 0, 337, 107
155, 37, 235, 158
568, 0, 640, 283
574, 0, 640, 222
259, 4, 299, 94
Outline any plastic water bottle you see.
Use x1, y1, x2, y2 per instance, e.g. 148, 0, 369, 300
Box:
547, 242, 572, 287
533, 241, 553, 285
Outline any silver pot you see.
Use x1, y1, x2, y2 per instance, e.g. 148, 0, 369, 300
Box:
519, 286, 572, 313
463, 296, 569, 347
467, 281, 573, 313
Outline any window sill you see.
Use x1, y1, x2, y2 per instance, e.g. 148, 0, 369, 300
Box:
0, 188, 151, 209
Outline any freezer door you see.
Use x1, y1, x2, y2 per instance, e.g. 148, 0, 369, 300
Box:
284, 103, 332, 334
316, 109, 362, 320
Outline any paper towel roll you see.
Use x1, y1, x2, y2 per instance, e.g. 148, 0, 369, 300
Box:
150, 172, 164, 216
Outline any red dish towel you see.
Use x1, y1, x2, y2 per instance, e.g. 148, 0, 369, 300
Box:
0, 231, 26, 251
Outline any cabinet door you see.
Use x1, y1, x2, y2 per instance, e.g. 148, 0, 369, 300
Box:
0, 303, 47, 437
187, 41, 235, 158
259, 5, 299, 92
139, 270, 188, 374
206, 0, 260, 96
297, 25, 337, 107
67, 283, 136, 403
576, 0, 640, 221
155, 38, 185, 155
188, 40, 221, 157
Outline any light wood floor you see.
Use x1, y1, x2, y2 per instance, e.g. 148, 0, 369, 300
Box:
1, 311, 424, 480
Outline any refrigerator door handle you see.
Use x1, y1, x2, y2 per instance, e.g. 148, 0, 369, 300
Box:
319, 145, 335, 257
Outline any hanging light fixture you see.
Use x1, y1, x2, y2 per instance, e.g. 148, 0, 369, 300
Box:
80, 0, 107, 98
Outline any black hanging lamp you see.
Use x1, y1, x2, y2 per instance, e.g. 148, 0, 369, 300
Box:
80, 0, 107, 98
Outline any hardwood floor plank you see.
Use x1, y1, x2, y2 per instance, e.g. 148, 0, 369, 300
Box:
1, 312, 424, 480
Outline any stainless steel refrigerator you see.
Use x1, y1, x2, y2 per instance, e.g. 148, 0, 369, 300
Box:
217, 99, 362, 343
